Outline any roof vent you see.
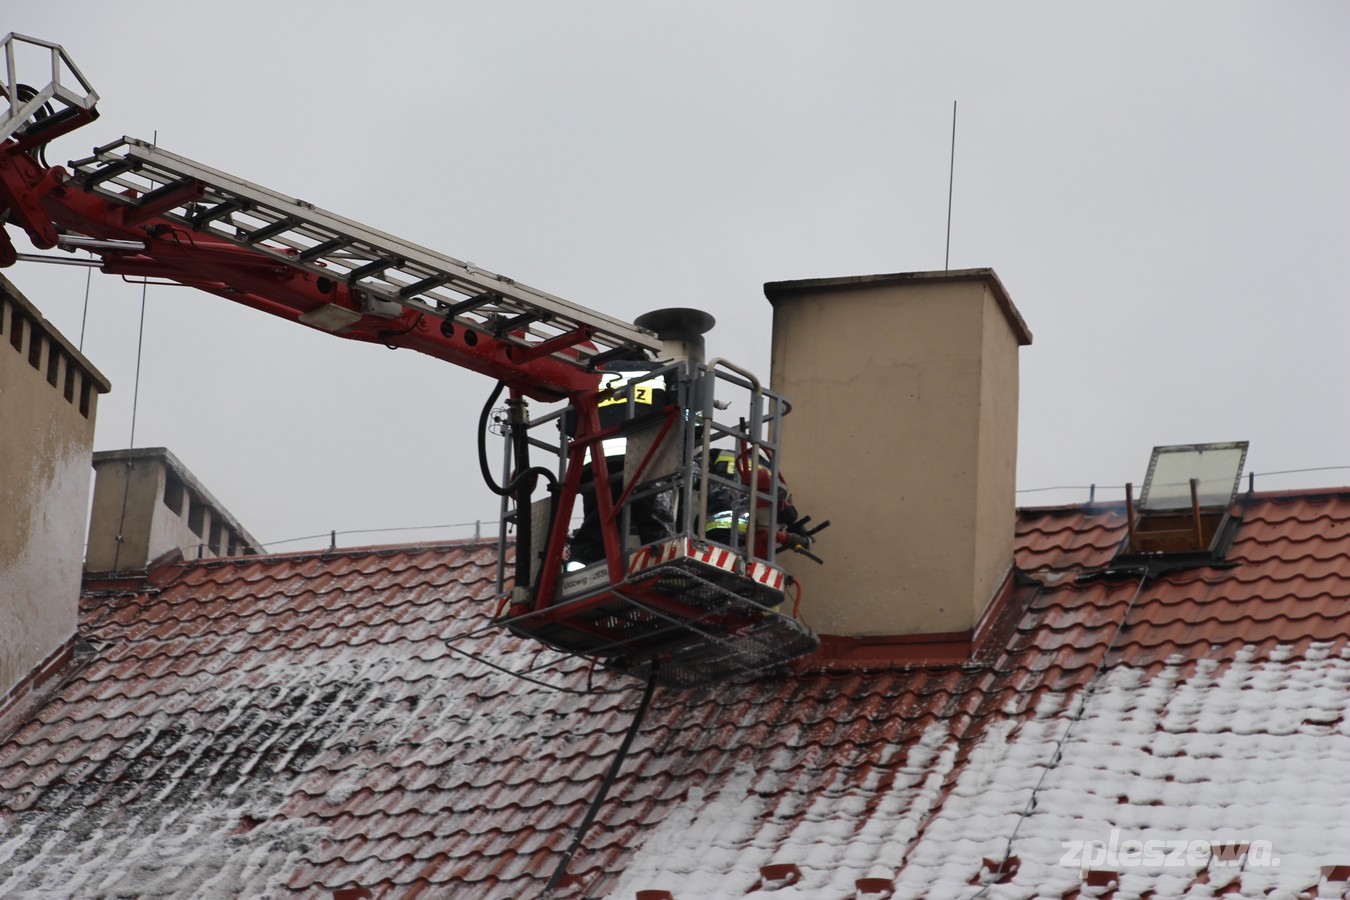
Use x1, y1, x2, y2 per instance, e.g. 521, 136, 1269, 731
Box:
634, 307, 715, 365
1120, 441, 1248, 559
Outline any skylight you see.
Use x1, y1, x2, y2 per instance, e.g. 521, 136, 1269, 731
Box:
1119, 441, 1250, 562
1138, 442, 1249, 511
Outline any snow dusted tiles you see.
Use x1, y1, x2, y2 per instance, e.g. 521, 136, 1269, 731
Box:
0, 542, 511, 898
920, 648, 1350, 898
4, 493, 1350, 897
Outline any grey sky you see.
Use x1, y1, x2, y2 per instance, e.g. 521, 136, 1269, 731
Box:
6, 3, 1348, 551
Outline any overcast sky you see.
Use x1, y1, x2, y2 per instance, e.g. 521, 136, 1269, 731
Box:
6, 3, 1348, 552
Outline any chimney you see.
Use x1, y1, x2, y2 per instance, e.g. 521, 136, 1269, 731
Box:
85, 447, 264, 573
765, 268, 1031, 638
0, 275, 110, 703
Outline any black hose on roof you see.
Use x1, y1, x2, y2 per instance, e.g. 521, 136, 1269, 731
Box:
540, 668, 658, 897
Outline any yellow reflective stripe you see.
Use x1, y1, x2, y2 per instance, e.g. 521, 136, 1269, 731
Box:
597, 383, 657, 408
706, 513, 750, 533
596, 372, 663, 408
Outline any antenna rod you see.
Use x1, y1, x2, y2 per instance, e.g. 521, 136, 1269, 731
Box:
945, 101, 957, 271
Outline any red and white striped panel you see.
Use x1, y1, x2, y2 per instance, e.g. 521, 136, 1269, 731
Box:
628, 537, 751, 578
747, 561, 786, 591
689, 542, 741, 574
627, 537, 692, 575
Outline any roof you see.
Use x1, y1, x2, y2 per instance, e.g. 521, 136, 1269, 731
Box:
3, 491, 1350, 898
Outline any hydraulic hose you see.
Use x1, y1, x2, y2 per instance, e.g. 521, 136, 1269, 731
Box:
478, 381, 558, 497
478, 381, 559, 588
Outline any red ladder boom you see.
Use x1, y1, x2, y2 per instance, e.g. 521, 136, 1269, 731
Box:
0, 40, 658, 402
0, 33, 822, 687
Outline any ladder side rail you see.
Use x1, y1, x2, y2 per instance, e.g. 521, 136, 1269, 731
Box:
66, 149, 577, 338
0, 139, 600, 398
72, 144, 651, 367
95, 138, 661, 357
18, 168, 603, 400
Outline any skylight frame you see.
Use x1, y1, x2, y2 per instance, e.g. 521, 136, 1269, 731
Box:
1138, 441, 1249, 512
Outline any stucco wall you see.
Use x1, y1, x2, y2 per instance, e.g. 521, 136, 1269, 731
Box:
766, 269, 1029, 637
0, 281, 108, 699
86, 448, 265, 572
85, 460, 165, 573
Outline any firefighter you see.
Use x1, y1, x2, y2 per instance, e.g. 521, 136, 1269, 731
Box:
700, 446, 813, 559
567, 360, 677, 566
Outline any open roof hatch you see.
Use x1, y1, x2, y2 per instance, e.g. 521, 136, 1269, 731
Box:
1118, 441, 1249, 562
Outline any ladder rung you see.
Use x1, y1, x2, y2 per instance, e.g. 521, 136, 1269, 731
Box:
398, 274, 449, 299
297, 237, 347, 262
189, 198, 248, 229
79, 158, 135, 188
495, 311, 543, 336
242, 218, 297, 244
443, 291, 501, 318
347, 257, 400, 282
124, 178, 202, 225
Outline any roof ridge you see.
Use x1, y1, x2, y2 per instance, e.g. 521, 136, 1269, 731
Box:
148, 537, 502, 571
1016, 485, 1350, 515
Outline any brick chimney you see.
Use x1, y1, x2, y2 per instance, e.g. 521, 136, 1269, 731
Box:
765, 268, 1032, 639
86, 447, 264, 573
0, 275, 110, 704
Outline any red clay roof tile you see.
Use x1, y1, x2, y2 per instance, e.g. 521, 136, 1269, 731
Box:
3, 497, 1350, 896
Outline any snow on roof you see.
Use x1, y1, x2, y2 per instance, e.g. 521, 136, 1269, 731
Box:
2, 492, 1350, 898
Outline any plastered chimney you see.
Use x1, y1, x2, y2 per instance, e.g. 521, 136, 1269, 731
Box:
0, 275, 110, 703
765, 268, 1031, 638
86, 447, 264, 573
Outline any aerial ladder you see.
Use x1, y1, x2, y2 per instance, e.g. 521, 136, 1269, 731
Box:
0, 34, 826, 688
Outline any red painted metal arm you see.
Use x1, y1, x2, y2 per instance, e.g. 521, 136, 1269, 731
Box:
0, 141, 600, 401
